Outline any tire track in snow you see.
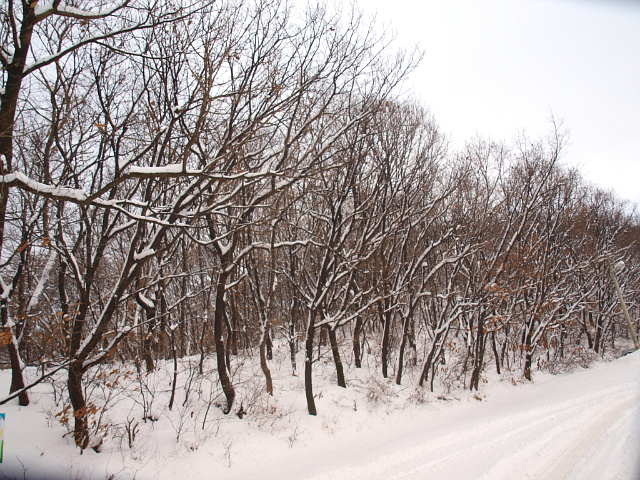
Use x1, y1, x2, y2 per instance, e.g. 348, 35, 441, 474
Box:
306, 381, 639, 480
471, 383, 639, 480
389, 385, 638, 480
537, 395, 639, 480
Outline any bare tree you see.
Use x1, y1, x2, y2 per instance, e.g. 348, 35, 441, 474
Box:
0, 0, 207, 408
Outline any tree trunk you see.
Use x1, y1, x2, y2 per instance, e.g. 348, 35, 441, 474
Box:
491, 331, 501, 375
395, 315, 410, 385
304, 310, 317, 415
141, 327, 155, 373
0, 273, 29, 405
353, 316, 363, 368
228, 297, 240, 356
266, 323, 273, 361
260, 341, 273, 395
0, 291, 29, 405
259, 323, 274, 395
594, 314, 603, 353
583, 311, 594, 349
328, 326, 346, 388
380, 298, 391, 378
500, 326, 509, 370
523, 326, 534, 381
0, 5, 47, 408
214, 270, 235, 413
289, 311, 297, 375
198, 319, 207, 375
0, 7, 35, 257
158, 289, 169, 359
470, 314, 485, 391
408, 318, 417, 367
168, 333, 178, 411
461, 314, 473, 378
224, 309, 232, 376
418, 332, 442, 388
523, 352, 533, 381
289, 258, 299, 375
6, 337, 29, 406
68, 362, 89, 449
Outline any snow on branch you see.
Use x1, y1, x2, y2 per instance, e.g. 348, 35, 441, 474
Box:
0, 171, 188, 227
26, 250, 58, 311
316, 290, 378, 328
128, 164, 282, 181
34, 0, 130, 22
129, 164, 202, 176
0, 171, 112, 207
251, 239, 311, 250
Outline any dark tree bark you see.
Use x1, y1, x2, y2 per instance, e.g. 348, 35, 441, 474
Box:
266, 324, 273, 361
260, 338, 274, 395
353, 316, 364, 368
304, 310, 317, 416
5, 336, 29, 406
214, 268, 235, 413
328, 326, 346, 388
290, 303, 298, 375
523, 325, 535, 381
395, 315, 412, 385
228, 297, 240, 356
470, 313, 486, 391
68, 362, 89, 449
491, 331, 501, 375
380, 298, 392, 378
418, 332, 442, 388
168, 334, 178, 411
289, 254, 299, 375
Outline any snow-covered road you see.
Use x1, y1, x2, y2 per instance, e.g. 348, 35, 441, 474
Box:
271, 352, 640, 480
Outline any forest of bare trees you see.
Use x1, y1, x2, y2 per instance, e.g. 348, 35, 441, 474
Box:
1, 0, 638, 451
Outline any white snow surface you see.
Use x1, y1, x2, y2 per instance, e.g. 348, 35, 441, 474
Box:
0, 350, 638, 480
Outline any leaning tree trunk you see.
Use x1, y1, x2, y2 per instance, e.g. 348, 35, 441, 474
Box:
418, 331, 443, 388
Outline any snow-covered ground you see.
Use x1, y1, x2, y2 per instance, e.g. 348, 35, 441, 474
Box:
298, 352, 640, 480
1, 349, 638, 480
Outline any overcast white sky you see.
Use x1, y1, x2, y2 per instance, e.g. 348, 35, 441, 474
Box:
358, 0, 640, 206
